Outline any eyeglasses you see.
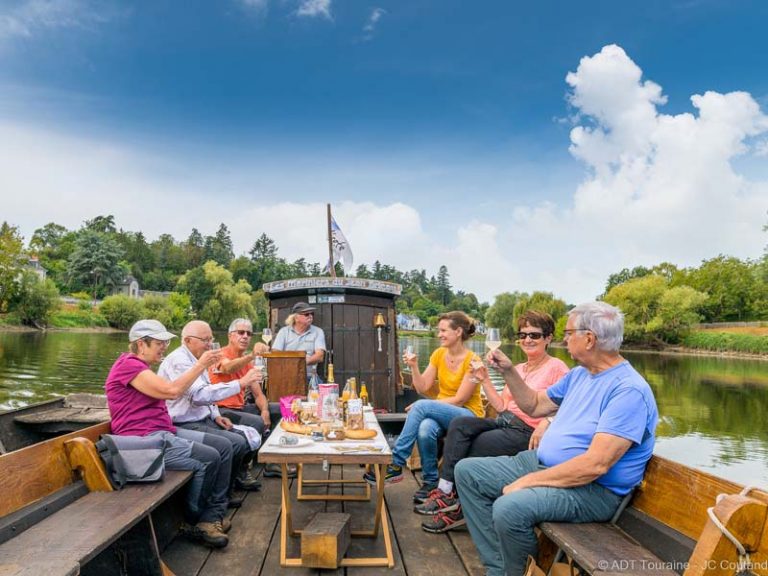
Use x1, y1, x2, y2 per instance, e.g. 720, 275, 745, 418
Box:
517, 332, 546, 340
299, 312, 314, 317
233, 330, 253, 337
187, 335, 214, 344
143, 337, 169, 347
563, 329, 591, 337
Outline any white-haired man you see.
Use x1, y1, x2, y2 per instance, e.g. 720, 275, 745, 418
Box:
160, 320, 264, 496
456, 302, 659, 576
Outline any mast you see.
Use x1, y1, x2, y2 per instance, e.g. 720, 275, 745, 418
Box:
327, 203, 336, 278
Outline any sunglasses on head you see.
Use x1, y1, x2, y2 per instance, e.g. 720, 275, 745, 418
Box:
234, 330, 252, 337
517, 331, 547, 340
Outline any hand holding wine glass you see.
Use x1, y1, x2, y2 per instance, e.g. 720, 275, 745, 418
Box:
402, 345, 417, 373
469, 355, 486, 384
209, 342, 223, 374
485, 328, 502, 371
253, 355, 267, 379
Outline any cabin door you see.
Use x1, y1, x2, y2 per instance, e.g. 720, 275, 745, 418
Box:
322, 304, 394, 412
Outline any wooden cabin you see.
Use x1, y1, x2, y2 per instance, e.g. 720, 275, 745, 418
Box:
263, 277, 403, 413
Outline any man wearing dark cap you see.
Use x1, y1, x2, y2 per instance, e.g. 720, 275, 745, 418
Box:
271, 301, 326, 377
266, 302, 325, 478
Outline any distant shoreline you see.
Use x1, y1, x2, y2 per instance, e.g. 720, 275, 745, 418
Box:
2, 325, 766, 360
0, 325, 123, 334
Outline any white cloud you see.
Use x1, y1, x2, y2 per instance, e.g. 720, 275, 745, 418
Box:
296, 0, 331, 20
515, 44, 768, 300
0, 0, 118, 42
2, 44, 767, 306
362, 7, 385, 40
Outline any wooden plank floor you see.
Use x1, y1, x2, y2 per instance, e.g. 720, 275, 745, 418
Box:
163, 464, 483, 575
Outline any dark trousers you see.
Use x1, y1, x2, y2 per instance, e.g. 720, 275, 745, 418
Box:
177, 419, 253, 486
441, 414, 534, 484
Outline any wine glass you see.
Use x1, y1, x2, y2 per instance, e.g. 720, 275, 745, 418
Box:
253, 355, 267, 395
254, 355, 267, 380
402, 345, 415, 373
485, 329, 501, 370
261, 328, 272, 346
485, 328, 501, 352
210, 342, 222, 374
470, 356, 485, 384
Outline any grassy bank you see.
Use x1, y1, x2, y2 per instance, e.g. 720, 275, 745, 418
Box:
0, 304, 109, 330
682, 331, 768, 355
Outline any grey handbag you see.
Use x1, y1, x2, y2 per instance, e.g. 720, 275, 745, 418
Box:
96, 434, 166, 490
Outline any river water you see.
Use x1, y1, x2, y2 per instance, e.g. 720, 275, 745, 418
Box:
1, 331, 767, 486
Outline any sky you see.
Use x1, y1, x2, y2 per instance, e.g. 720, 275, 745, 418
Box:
1, 0, 767, 305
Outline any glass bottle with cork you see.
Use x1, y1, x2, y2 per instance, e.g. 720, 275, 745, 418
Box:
359, 381, 369, 407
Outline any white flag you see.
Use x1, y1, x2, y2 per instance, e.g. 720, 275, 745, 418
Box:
329, 216, 353, 274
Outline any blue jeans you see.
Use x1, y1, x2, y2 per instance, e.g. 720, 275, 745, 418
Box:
392, 399, 474, 484
455, 450, 622, 576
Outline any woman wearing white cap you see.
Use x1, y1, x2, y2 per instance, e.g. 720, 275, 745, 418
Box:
104, 319, 234, 548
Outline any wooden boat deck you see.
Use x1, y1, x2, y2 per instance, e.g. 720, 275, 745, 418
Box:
163, 463, 484, 575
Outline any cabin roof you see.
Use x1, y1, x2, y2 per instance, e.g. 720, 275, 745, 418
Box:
263, 276, 402, 298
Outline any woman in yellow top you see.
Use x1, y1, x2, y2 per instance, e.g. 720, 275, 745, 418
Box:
364, 311, 483, 502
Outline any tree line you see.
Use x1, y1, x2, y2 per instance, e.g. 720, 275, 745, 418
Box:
0, 215, 487, 330
2, 214, 766, 347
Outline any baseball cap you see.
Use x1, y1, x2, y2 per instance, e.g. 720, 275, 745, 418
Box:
129, 319, 177, 342
291, 302, 316, 314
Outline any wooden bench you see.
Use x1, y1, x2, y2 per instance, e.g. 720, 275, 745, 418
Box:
537, 455, 768, 576
0, 422, 192, 576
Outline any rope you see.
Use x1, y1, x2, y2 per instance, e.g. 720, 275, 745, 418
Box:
707, 503, 748, 557
706, 487, 768, 575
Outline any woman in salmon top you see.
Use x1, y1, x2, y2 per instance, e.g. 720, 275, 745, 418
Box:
417, 310, 569, 533
363, 311, 484, 503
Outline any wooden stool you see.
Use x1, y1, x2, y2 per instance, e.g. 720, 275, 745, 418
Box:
301, 512, 351, 568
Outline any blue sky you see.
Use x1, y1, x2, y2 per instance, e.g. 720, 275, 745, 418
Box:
2, 0, 767, 303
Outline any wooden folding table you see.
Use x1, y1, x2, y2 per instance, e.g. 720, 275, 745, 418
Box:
259, 411, 395, 568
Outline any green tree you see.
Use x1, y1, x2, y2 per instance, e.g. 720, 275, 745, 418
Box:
603, 265, 651, 296
66, 230, 125, 299
651, 286, 708, 343
83, 215, 117, 234
435, 265, 452, 305
512, 291, 568, 330
204, 223, 235, 267
682, 255, 762, 321
10, 272, 60, 326
411, 296, 442, 324
116, 231, 155, 284
485, 291, 526, 340
178, 261, 255, 329
604, 275, 707, 344
0, 222, 26, 311
183, 228, 205, 269
148, 234, 186, 289
99, 295, 144, 329
28, 222, 78, 287
249, 233, 281, 287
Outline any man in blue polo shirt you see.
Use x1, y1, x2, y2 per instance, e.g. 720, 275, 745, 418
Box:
455, 302, 658, 576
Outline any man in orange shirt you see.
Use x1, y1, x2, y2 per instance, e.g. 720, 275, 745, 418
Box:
210, 318, 271, 431
211, 317, 298, 479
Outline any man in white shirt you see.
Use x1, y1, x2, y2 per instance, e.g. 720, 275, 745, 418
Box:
160, 320, 263, 495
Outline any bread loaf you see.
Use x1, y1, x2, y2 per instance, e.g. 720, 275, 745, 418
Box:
344, 428, 377, 440
279, 420, 311, 435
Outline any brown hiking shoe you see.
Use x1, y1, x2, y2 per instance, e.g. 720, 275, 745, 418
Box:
191, 521, 229, 548
215, 519, 232, 534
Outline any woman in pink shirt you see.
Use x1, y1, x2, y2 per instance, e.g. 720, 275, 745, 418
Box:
416, 310, 570, 533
